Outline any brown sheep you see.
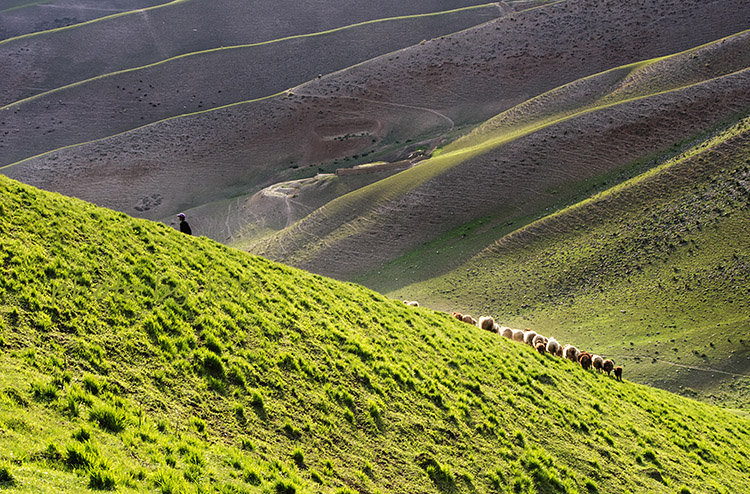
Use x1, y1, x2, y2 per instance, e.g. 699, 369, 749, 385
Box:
578, 352, 592, 371
452, 312, 463, 320
592, 355, 604, 372
535, 343, 546, 355
462, 315, 477, 325
523, 330, 538, 346
614, 366, 623, 381
478, 316, 495, 331
563, 345, 581, 362
500, 327, 514, 339
532, 334, 548, 348
602, 359, 615, 376
556, 345, 564, 358
511, 329, 525, 342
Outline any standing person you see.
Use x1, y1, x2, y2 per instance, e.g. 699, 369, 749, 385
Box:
177, 213, 192, 235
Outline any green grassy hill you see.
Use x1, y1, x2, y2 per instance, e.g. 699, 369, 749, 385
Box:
2, 177, 750, 493
387, 116, 750, 410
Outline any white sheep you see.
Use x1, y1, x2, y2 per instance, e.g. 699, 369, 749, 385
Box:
546, 337, 560, 356
478, 316, 495, 332
500, 327, 514, 339
563, 344, 580, 362
403, 300, 419, 307
523, 330, 538, 346
511, 329, 525, 342
493, 322, 501, 333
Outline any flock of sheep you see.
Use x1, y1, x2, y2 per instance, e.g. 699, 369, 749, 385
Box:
454, 311, 623, 380
403, 301, 622, 380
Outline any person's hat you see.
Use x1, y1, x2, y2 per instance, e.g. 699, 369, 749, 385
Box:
177, 213, 185, 219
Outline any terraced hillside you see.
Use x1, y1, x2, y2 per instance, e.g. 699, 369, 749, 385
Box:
2, 175, 750, 493
379, 117, 750, 410
3, 0, 749, 237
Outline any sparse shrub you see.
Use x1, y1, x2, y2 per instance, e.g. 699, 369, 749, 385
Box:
89, 467, 116, 490
72, 427, 91, 442
153, 468, 185, 494
61, 395, 80, 417
0, 463, 15, 486
83, 374, 107, 395
678, 487, 692, 494
368, 400, 384, 429
183, 464, 203, 483
201, 351, 224, 377
310, 469, 323, 484
204, 331, 223, 355
292, 448, 305, 468
3, 387, 28, 407
64, 441, 99, 470
240, 438, 255, 451
243, 468, 261, 486
585, 479, 599, 493
282, 421, 302, 440
90, 403, 127, 433
189, 416, 206, 433
275, 479, 297, 494
31, 381, 58, 402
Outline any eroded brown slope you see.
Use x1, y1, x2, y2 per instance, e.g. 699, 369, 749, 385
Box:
0, 0, 496, 105
4, 0, 749, 235
253, 45, 750, 278
0, 0, 166, 40
0, 5, 506, 165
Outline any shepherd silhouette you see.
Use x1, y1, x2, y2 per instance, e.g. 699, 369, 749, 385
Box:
177, 213, 192, 235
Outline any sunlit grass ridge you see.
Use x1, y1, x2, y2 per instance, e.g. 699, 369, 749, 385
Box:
1, 175, 749, 492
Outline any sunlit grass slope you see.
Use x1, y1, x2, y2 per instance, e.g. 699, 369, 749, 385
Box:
394, 117, 750, 409
1, 175, 750, 493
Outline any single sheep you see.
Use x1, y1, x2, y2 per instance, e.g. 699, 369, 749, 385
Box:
462, 315, 477, 325
478, 316, 496, 332
533, 334, 548, 348
535, 343, 546, 355
602, 359, 615, 376
500, 327, 514, 339
546, 337, 561, 356
452, 312, 463, 320
592, 355, 604, 372
614, 366, 623, 381
563, 345, 581, 362
493, 322, 501, 333
556, 345, 564, 358
579, 352, 592, 371
404, 300, 419, 307
523, 330, 538, 346
512, 329, 525, 342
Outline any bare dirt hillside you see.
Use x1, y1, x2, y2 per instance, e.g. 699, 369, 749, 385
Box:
0, 0, 166, 40
0, 0, 496, 105
254, 55, 750, 279
4, 0, 748, 243
0, 5, 506, 165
